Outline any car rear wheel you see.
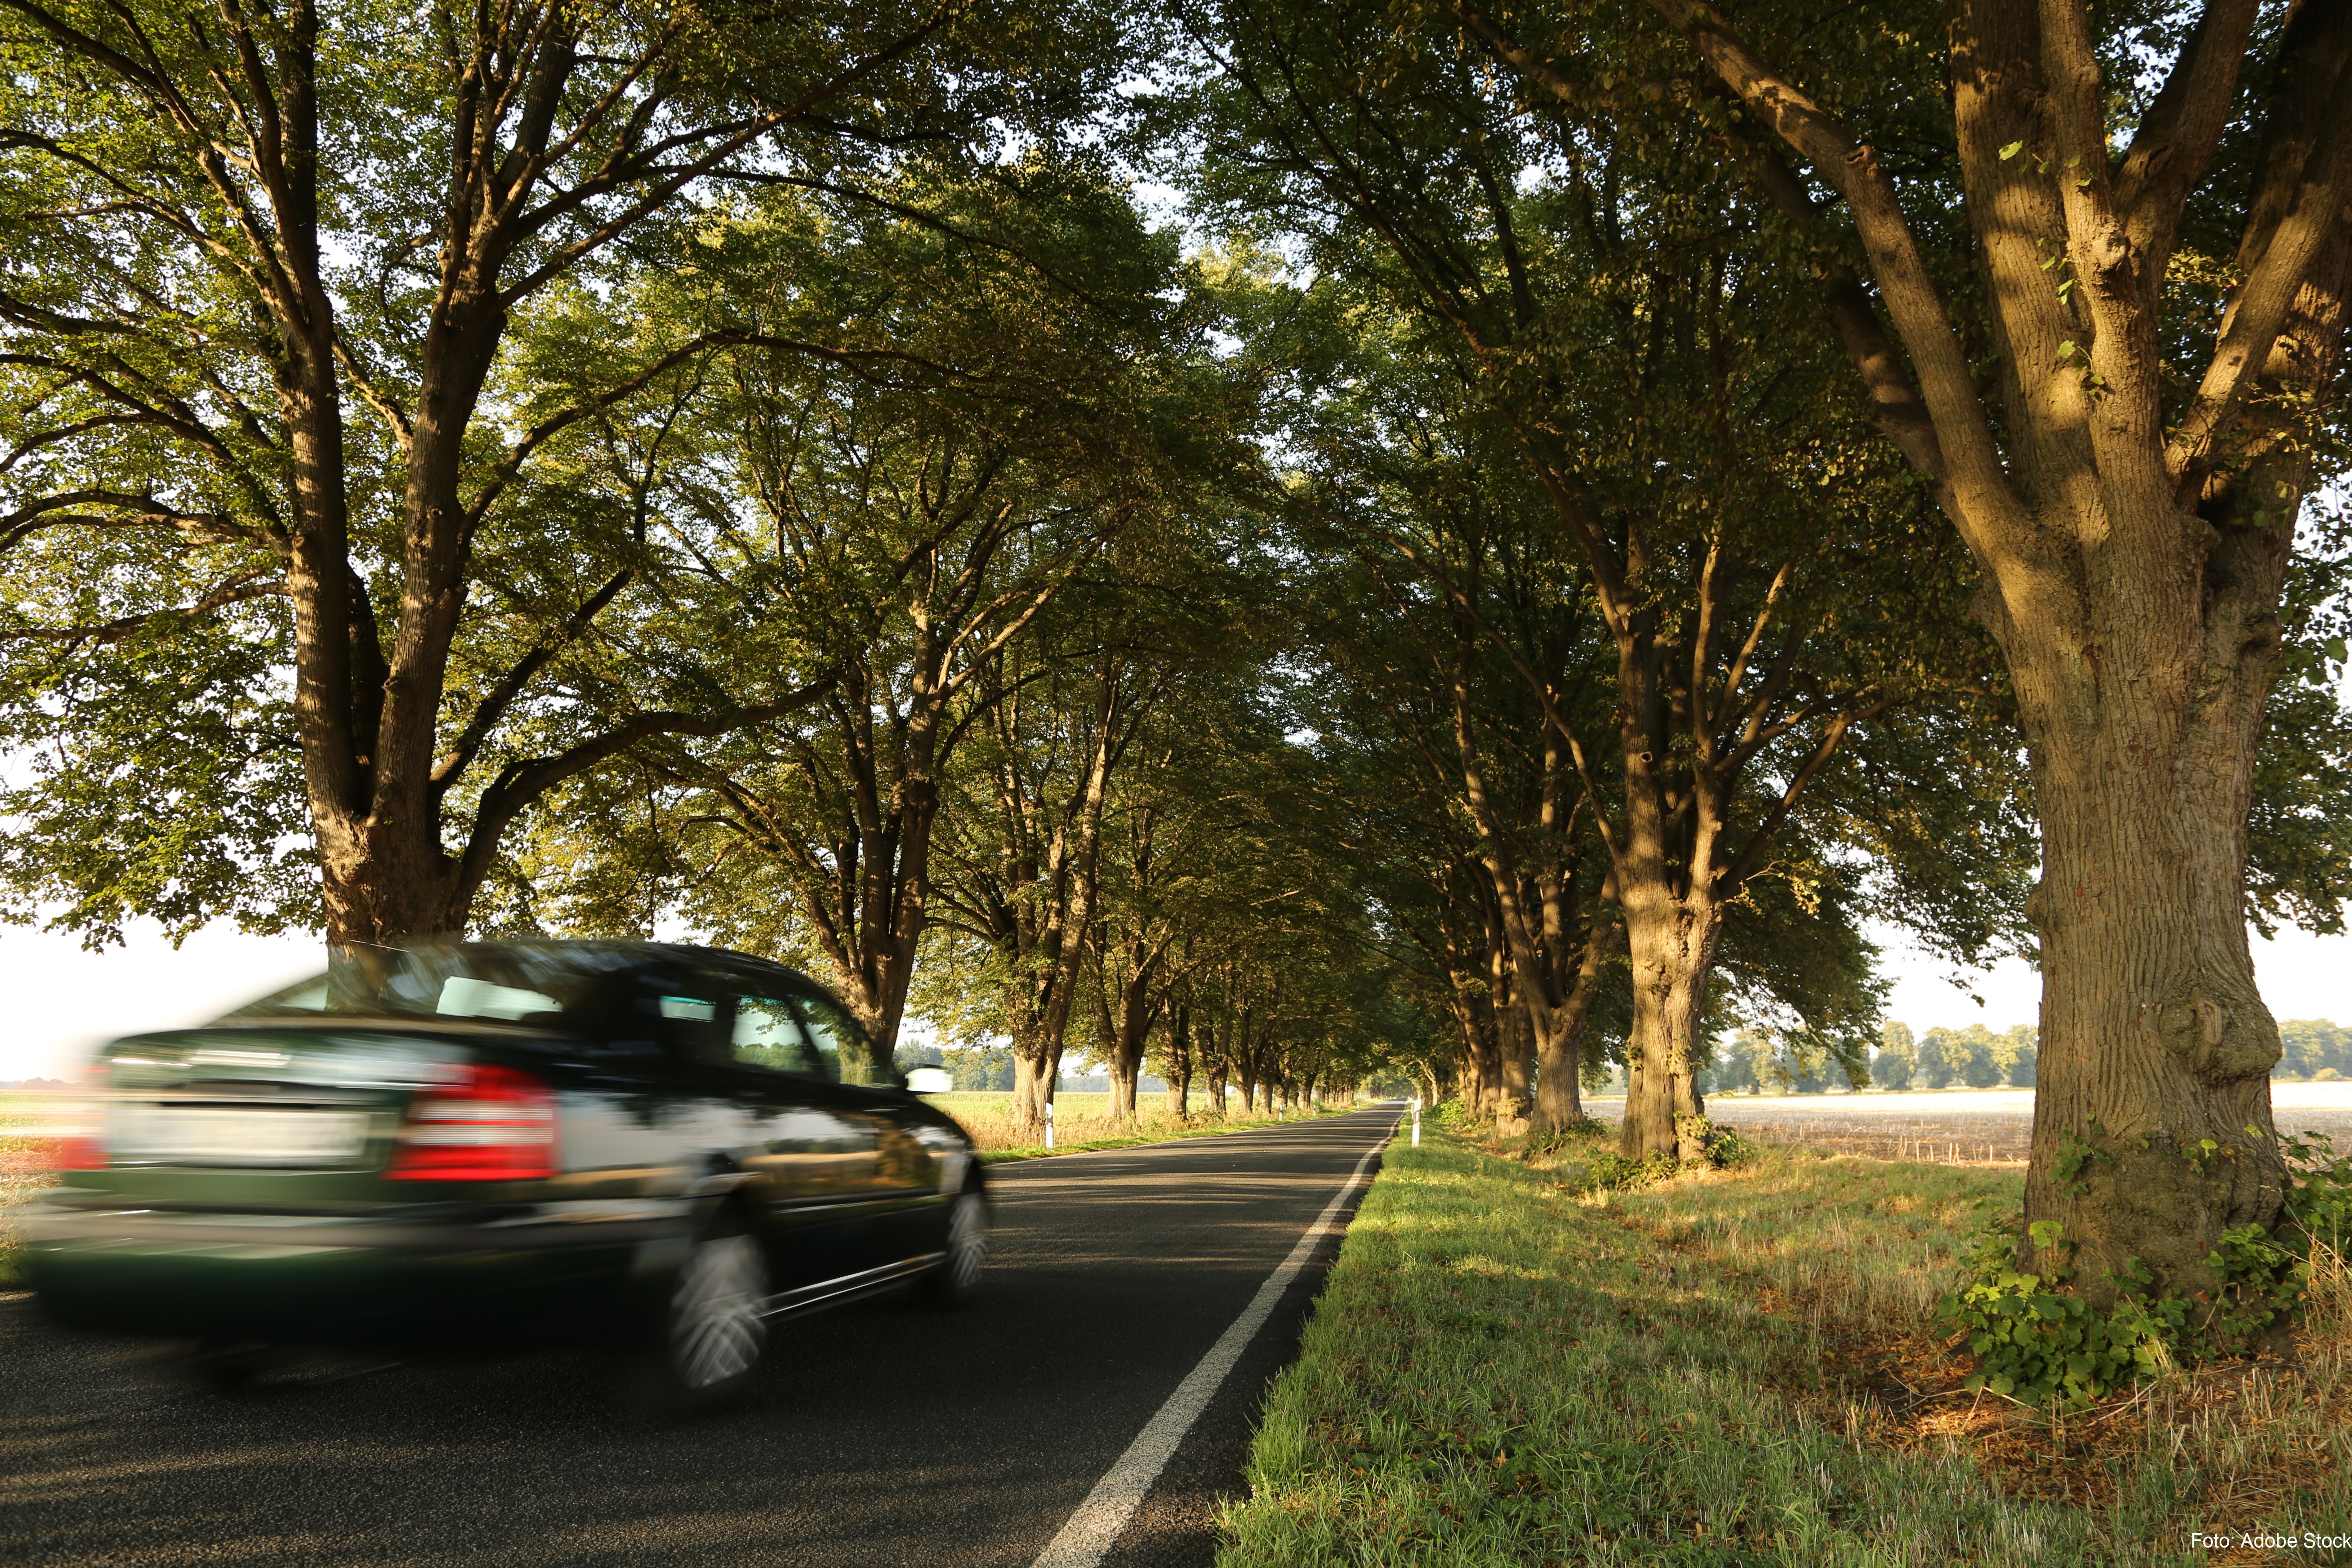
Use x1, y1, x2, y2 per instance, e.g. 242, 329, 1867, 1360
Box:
637, 1216, 768, 1413
920, 1187, 987, 1308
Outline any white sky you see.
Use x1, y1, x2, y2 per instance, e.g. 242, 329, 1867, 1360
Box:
1869, 919, 2352, 1035
0, 920, 323, 1082
6, 913, 2352, 1081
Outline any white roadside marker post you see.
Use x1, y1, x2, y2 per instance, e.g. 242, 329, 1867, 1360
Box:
1045, 1100, 1055, 1150
1411, 1096, 1421, 1147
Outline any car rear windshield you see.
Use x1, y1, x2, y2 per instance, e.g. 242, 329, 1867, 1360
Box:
218, 943, 635, 1027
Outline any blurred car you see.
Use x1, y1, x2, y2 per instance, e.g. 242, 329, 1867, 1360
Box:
18, 940, 986, 1409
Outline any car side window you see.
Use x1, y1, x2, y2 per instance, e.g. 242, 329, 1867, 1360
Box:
731, 996, 823, 1078
791, 989, 872, 1085
614, 973, 731, 1061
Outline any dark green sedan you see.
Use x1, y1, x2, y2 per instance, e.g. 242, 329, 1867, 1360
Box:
19, 940, 987, 1410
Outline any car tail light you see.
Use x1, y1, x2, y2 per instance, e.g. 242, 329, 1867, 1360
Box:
387, 1063, 558, 1181
54, 1060, 108, 1170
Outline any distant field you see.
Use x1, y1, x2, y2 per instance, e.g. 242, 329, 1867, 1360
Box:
0, 1091, 62, 1135
1582, 1083, 2352, 1167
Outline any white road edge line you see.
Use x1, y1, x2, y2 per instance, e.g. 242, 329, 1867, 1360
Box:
1027, 1121, 1394, 1568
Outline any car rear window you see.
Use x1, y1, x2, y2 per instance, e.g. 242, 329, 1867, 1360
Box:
219, 943, 635, 1027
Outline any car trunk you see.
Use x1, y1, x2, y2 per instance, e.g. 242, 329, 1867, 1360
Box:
63, 1023, 552, 1212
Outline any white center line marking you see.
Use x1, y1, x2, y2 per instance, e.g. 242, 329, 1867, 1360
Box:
1027, 1121, 1394, 1568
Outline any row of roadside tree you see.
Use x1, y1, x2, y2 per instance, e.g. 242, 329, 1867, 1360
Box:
3, 0, 2349, 1336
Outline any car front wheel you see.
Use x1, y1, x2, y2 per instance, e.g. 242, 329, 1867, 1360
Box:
921, 1187, 987, 1308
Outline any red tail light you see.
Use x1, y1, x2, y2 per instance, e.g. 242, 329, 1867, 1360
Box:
387, 1063, 559, 1181
54, 1060, 108, 1170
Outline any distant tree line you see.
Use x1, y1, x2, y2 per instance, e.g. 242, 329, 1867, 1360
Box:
1690, 1021, 2041, 1095
1691, 1017, 2352, 1091
2274, 1022, 2352, 1082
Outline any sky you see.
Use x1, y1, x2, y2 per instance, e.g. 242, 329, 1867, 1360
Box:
1869, 919, 2352, 1035
6, 912, 2352, 1083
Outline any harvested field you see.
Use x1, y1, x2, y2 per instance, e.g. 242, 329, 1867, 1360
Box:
1584, 1083, 2352, 1169
1726, 1114, 2029, 1166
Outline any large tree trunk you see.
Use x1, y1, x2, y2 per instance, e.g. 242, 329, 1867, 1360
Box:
1534, 928, 1610, 1128
1164, 1002, 1193, 1119
1496, 997, 1535, 1131
1619, 899, 1717, 1161
958, 662, 1124, 1138
1614, 629, 1723, 1161
1098, 943, 1160, 1127
1448, 654, 1607, 1130
1446, 978, 1501, 1116
1480, 893, 1534, 1125
1011, 1022, 1062, 1137
2012, 592, 2287, 1305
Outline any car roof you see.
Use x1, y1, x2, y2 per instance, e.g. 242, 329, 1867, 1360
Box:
449, 938, 828, 998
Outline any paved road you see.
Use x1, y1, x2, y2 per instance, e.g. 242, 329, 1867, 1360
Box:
0, 1107, 1399, 1568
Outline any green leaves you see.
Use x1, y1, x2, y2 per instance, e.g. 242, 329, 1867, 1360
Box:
1940, 1219, 2171, 1409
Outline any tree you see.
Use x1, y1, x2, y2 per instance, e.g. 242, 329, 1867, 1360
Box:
1271, 344, 1624, 1131
492, 166, 1203, 1079
1874, 1021, 1918, 1091
1916, 1028, 1962, 1092
1697, 1033, 1760, 1095
2007, 1025, 2041, 1089
2276, 1018, 2348, 1080
1450, 0, 2352, 1312
1957, 1024, 2008, 1089
935, 647, 1148, 1127
0, 0, 1122, 945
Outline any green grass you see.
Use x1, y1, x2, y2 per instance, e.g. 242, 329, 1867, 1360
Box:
1220, 1124, 2352, 1566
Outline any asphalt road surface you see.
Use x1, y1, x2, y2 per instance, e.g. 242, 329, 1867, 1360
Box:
0, 1107, 1400, 1568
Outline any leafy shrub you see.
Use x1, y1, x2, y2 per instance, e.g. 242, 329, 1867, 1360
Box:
1939, 1215, 2180, 1407
2284, 1129, 2352, 1245
1689, 1118, 1757, 1167
1576, 1117, 1751, 1191
1521, 1117, 1608, 1158
1583, 1150, 1679, 1191
1942, 1136, 2352, 1409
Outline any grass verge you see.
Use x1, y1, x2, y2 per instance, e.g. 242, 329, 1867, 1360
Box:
944, 1094, 1359, 1163
0, 1094, 58, 1287
1222, 1123, 2352, 1566
0, 1138, 52, 1288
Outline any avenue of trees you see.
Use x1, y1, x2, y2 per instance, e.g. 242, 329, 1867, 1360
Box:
3, 0, 2350, 1331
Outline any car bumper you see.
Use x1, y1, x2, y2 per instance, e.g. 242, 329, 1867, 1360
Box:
16, 1199, 693, 1348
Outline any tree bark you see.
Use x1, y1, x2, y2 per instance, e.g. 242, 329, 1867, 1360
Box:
1164, 1000, 1194, 1119
1011, 1015, 1063, 1136
1536, 926, 1613, 1128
